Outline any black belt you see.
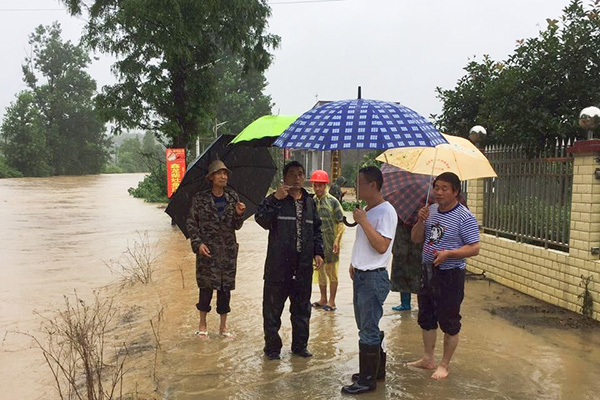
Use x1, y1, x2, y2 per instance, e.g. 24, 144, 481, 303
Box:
354, 267, 386, 273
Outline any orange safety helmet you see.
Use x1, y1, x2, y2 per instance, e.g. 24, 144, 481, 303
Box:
310, 169, 329, 183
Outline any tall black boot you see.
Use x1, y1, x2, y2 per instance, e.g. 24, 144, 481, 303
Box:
342, 342, 380, 395
378, 331, 386, 380
352, 331, 386, 381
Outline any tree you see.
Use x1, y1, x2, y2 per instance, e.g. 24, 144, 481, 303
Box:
435, 0, 600, 152
0, 156, 22, 178
113, 132, 163, 173
1, 91, 51, 176
141, 131, 164, 161
116, 137, 144, 173
3, 23, 109, 176
62, 0, 280, 149
209, 56, 274, 137
434, 56, 500, 137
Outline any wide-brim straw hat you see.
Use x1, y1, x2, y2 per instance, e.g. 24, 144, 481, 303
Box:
206, 160, 231, 178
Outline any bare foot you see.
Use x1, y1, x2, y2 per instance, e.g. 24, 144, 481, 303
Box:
408, 358, 436, 370
431, 365, 449, 379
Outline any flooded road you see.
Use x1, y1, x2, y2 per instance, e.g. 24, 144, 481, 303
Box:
1, 174, 600, 400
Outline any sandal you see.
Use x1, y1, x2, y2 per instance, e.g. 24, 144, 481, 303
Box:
220, 331, 235, 338
311, 302, 325, 308
195, 330, 209, 338
322, 305, 337, 311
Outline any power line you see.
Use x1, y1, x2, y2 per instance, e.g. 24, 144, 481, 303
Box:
0, 8, 64, 12
270, 0, 349, 4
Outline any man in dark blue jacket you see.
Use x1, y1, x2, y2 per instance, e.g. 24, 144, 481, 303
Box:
255, 161, 325, 360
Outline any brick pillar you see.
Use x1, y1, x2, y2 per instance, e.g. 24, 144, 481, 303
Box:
567, 140, 600, 261
567, 140, 600, 321
468, 178, 485, 225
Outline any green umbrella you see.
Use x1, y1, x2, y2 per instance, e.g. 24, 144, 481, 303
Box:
231, 115, 298, 146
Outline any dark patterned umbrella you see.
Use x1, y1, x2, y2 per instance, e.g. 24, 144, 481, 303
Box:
381, 163, 433, 226
165, 134, 276, 238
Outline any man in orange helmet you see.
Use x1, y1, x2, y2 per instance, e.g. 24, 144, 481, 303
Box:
310, 169, 345, 311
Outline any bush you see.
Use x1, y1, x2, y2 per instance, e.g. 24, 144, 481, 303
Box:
0, 156, 23, 178
127, 151, 169, 202
28, 292, 127, 400
102, 164, 123, 174
105, 231, 160, 285
128, 157, 168, 203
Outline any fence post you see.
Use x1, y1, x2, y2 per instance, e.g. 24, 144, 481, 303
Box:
567, 140, 600, 320
567, 140, 600, 262
468, 179, 485, 225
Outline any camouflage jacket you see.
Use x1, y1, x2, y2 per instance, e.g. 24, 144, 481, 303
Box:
186, 186, 244, 290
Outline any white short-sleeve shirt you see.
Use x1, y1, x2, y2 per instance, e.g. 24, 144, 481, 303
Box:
351, 201, 398, 271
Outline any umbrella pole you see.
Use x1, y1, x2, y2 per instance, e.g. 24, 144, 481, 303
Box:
425, 147, 439, 204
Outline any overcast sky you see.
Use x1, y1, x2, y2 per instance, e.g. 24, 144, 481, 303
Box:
0, 0, 572, 134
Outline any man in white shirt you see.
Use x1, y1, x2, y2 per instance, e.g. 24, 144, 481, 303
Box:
341, 166, 398, 395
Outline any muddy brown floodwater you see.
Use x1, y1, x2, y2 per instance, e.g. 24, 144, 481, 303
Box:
1, 174, 600, 400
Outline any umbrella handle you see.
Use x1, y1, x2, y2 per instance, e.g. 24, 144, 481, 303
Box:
343, 215, 358, 227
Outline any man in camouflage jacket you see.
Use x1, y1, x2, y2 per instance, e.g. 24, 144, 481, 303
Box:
186, 160, 245, 337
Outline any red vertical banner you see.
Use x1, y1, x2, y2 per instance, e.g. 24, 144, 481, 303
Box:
166, 148, 186, 198
283, 148, 291, 160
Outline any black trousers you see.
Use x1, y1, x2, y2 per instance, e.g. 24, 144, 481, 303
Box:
263, 278, 312, 354
196, 288, 231, 314
417, 264, 465, 335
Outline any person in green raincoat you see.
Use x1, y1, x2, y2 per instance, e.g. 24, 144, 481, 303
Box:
310, 170, 345, 311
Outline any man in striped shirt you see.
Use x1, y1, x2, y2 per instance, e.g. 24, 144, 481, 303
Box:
409, 172, 480, 380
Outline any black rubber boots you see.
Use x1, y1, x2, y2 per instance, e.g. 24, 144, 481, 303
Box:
341, 342, 380, 395
350, 331, 386, 382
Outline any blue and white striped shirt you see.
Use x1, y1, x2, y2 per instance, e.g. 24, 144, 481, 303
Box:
422, 203, 480, 270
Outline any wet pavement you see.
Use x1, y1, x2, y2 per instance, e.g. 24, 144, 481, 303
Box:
1, 174, 599, 400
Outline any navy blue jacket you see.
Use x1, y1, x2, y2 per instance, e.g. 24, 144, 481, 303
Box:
255, 188, 324, 283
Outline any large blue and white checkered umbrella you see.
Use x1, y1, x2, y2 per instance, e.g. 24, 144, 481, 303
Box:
273, 99, 447, 150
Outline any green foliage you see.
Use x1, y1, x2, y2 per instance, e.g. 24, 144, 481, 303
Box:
0, 156, 23, 178
116, 137, 144, 173
341, 164, 357, 190
488, 195, 571, 247
1, 91, 51, 176
341, 150, 382, 189
341, 200, 366, 212
125, 56, 270, 201
102, 164, 123, 174
434, 55, 501, 137
62, 0, 280, 149
435, 0, 600, 153
208, 56, 274, 137
578, 274, 594, 319
1, 23, 108, 177
360, 150, 383, 168
128, 153, 169, 203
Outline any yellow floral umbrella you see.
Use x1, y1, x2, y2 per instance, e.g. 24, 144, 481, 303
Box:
375, 133, 497, 181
